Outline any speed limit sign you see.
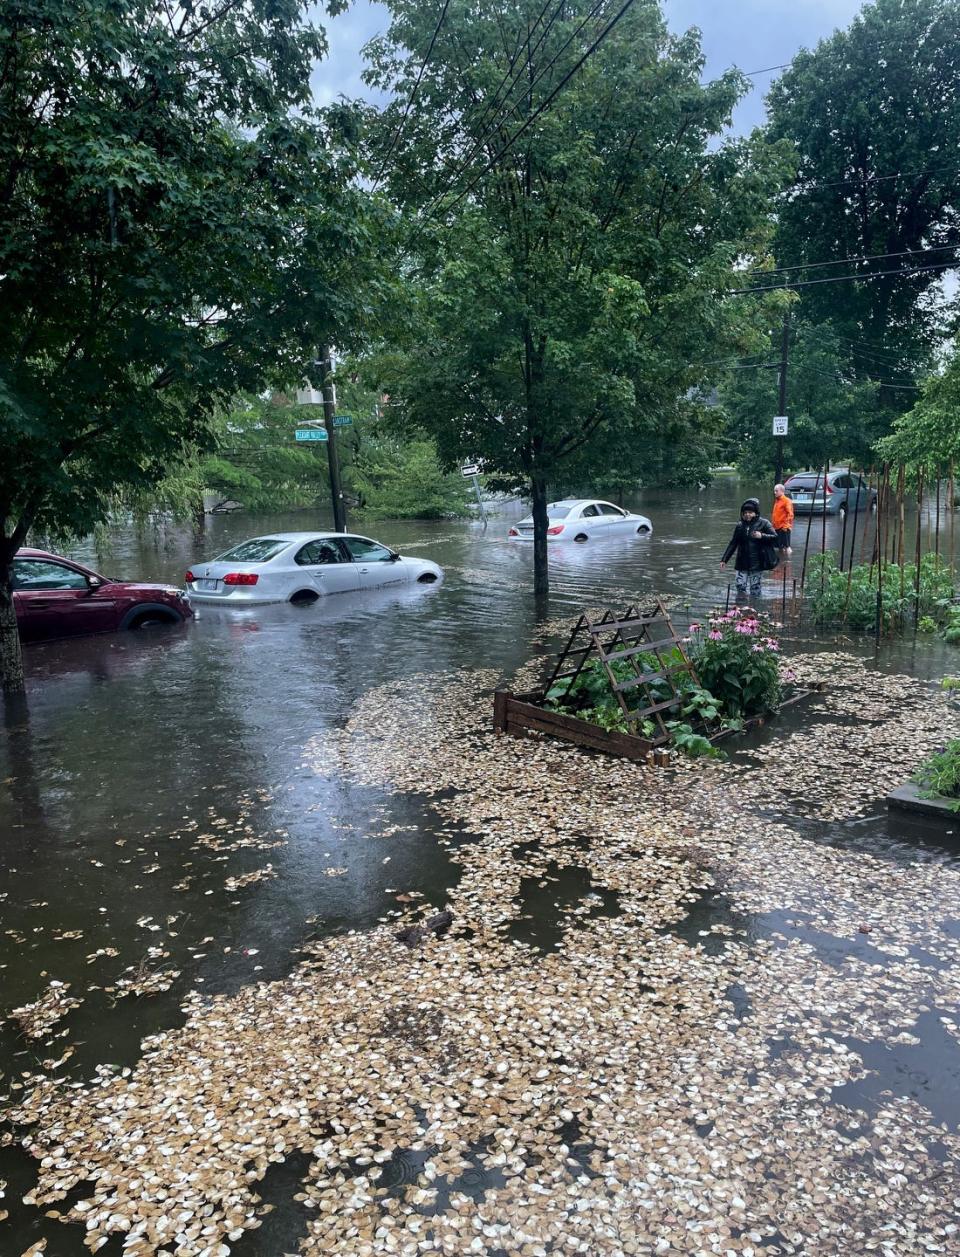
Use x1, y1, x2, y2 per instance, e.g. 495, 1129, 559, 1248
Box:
772, 415, 789, 436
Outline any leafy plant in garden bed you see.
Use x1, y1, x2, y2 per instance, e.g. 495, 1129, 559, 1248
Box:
686, 607, 783, 717
543, 608, 785, 757
913, 740, 960, 811
808, 553, 957, 633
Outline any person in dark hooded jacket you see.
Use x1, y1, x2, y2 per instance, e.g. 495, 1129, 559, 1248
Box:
720, 497, 779, 599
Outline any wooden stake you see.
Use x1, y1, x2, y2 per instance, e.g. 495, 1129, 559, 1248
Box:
914, 465, 924, 627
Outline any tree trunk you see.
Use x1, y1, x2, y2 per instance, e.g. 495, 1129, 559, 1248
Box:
531, 472, 549, 599
193, 489, 206, 536
0, 556, 25, 695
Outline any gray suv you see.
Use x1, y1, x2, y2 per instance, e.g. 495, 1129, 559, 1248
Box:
784, 468, 878, 515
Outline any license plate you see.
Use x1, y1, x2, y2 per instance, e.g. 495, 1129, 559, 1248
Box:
794, 495, 810, 502
195, 579, 218, 591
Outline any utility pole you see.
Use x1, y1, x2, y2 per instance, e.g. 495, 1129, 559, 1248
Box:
316, 347, 346, 533
775, 311, 790, 485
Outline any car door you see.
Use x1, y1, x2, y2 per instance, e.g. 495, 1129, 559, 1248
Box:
292, 539, 360, 595
576, 503, 602, 535
12, 557, 117, 642
341, 536, 407, 588
597, 502, 630, 533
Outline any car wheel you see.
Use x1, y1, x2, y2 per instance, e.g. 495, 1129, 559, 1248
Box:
574, 533, 589, 543
636, 524, 651, 535
417, 572, 438, 583
838, 503, 847, 517
129, 610, 179, 629
290, 590, 319, 604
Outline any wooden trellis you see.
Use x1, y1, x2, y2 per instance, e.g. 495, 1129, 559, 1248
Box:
541, 598, 700, 746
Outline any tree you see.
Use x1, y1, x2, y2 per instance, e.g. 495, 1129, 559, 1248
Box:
719, 316, 881, 476
364, 0, 789, 596
766, 0, 960, 390
0, 0, 383, 692
877, 347, 960, 472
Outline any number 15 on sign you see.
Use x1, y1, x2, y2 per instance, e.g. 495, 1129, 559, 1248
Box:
772, 416, 788, 436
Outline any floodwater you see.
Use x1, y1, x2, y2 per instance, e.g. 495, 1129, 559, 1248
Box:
1, 478, 959, 1255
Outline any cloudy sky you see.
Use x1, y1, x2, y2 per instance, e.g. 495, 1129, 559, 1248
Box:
309, 0, 868, 132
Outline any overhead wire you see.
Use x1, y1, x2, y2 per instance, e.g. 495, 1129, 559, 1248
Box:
371, 0, 452, 192
729, 259, 958, 295
743, 242, 960, 278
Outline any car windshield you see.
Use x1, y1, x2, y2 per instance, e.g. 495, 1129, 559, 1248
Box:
546, 501, 578, 515
214, 538, 290, 563
786, 476, 825, 490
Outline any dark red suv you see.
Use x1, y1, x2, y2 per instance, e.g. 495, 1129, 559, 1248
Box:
13, 548, 193, 643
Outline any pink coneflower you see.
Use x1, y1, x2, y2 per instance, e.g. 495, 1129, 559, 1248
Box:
708, 630, 722, 641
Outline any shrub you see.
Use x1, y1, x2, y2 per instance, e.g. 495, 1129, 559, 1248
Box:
687, 607, 782, 717
913, 739, 960, 808
807, 551, 956, 632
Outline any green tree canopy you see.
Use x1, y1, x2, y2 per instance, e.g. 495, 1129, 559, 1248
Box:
766, 0, 960, 380
719, 316, 881, 476
878, 346, 960, 471
0, 0, 385, 690
363, 0, 789, 594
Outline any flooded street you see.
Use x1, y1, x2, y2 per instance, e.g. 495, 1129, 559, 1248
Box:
2, 479, 960, 1256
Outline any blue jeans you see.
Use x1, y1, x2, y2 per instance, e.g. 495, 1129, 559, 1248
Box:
736, 569, 762, 598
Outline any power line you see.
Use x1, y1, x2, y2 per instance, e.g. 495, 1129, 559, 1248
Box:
729, 259, 958, 295
437, 0, 639, 220
789, 162, 959, 193
745, 242, 960, 278
413, 0, 609, 229
371, 0, 452, 193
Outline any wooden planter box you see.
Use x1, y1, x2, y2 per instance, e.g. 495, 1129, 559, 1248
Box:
493, 684, 822, 763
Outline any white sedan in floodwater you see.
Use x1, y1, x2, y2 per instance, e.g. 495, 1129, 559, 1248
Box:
508, 499, 653, 543
185, 533, 443, 604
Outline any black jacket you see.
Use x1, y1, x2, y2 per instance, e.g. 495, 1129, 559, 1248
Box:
722, 498, 778, 571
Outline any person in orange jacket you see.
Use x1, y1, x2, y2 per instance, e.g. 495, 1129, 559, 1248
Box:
771, 483, 794, 556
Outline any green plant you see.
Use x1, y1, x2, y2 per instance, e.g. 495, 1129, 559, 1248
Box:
665, 722, 726, 760
940, 676, 960, 690
808, 552, 957, 633
918, 615, 938, 633
688, 608, 783, 717
913, 740, 960, 810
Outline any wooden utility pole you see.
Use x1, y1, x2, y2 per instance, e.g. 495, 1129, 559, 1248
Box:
316, 347, 347, 533
775, 312, 790, 485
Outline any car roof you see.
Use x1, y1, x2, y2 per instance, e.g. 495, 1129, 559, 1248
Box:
16, 547, 80, 561
788, 468, 851, 477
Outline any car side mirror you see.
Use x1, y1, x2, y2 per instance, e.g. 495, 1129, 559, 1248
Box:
86, 575, 103, 590
390, 551, 401, 561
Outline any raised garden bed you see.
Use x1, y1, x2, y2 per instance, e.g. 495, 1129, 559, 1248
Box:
886, 782, 959, 820
494, 683, 821, 763
495, 601, 823, 763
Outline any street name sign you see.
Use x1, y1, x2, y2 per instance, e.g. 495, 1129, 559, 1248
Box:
295, 428, 329, 442
772, 416, 789, 436
334, 415, 353, 427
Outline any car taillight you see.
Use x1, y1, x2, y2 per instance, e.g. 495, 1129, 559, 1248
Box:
223, 572, 259, 586
185, 570, 195, 583
547, 524, 565, 535
823, 480, 833, 494
508, 527, 519, 537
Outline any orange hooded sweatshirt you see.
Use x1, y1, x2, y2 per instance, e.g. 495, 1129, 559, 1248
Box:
772, 496, 794, 530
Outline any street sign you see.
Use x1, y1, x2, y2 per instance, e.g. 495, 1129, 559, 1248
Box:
461, 463, 480, 478
772, 415, 789, 436
334, 414, 353, 427
295, 428, 329, 442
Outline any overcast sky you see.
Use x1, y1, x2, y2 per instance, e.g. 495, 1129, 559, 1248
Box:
309, 0, 869, 132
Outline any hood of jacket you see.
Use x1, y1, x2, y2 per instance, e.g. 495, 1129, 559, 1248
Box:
740, 497, 761, 516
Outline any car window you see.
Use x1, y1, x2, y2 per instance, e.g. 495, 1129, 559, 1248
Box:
214, 538, 289, 563
296, 539, 344, 566
580, 504, 601, 517
785, 476, 821, 490
833, 474, 852, 489
598, 503, 625, 516
342, 536, 395, 562
13, 559, 89, 591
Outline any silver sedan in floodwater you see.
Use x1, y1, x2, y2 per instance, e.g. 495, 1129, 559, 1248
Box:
508, 499, 653, 542
185, 533, 443, 604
